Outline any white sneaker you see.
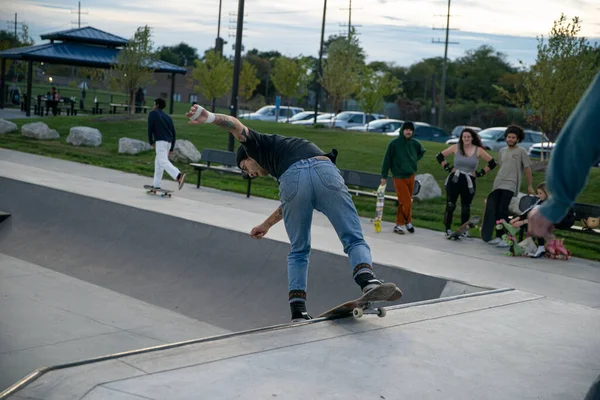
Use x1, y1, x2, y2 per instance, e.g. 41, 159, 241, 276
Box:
488, 238, 502, 245
393, 225, 405, 234
496, 241, 510, 248
530, 246, 545, 258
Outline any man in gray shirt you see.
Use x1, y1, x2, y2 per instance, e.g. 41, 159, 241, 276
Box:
486, 125, 534, 246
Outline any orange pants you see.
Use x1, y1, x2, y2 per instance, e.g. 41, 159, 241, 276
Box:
393, 176, 415, 225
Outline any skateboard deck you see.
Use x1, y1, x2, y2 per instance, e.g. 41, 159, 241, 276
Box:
373, 183, 386, 233
447, 215, 480, 240
144, 185, 173, 198
480, 191, 497, 242
317, 282, 403, 320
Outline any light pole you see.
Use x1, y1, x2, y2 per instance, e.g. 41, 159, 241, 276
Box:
229, 0, 245, 152
313, 0, 327, 124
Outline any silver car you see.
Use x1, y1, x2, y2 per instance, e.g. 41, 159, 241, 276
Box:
445, 127, 544, 152
240, 105, 304, 122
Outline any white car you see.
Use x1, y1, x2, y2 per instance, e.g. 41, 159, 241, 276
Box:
240, 105, 304, 122
327, 112, 386, 129
346, 119, 404, 133
528, 142, 555, 158
291, 113, 336, 126
278, 111, 323, 123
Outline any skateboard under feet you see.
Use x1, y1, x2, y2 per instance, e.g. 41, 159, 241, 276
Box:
144, 185, 173, 198
317, 282, 403, 320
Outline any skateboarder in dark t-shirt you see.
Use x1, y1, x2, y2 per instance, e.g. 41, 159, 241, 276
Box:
186, 104, 401, 322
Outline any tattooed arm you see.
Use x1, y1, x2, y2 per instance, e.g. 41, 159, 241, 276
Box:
186, 105, 250, 142
249, 206, 283, 239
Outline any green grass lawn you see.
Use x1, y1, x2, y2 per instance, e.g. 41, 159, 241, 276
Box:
1, 113, 599, 261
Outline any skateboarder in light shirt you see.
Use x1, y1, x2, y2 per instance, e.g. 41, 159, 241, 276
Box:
186, 104, 401, 323
485, 125, 535, 247
436, 128, 497, 237
148, 98, 186, 190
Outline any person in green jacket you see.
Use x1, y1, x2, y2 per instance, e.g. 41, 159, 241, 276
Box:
528, 71, 600, 241
380, 121, 426, 234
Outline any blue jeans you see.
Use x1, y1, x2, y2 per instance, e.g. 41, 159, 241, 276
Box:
278, 158, 372, 292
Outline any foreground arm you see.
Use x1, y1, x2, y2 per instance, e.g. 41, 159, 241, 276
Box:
186, 105, 249, 142
250, 206, 283, 239
529, 72, 600, 237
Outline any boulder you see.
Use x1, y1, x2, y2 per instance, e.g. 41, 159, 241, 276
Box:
66, 126, 102, 147
413, 173, 442, 201
119, 137, 152, 155
0, 118, 17, 134
169, 140, 201, 163
21, 122, 59, 140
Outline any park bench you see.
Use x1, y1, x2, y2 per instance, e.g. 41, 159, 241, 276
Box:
190, 149, 253, 198
109, 103, 150, 114
339, 169, 421, 201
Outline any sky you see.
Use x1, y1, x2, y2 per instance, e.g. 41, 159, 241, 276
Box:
2, 0, 600, 68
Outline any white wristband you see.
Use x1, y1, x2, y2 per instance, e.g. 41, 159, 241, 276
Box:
206, 112, 215, 123
190, 106, 216, 123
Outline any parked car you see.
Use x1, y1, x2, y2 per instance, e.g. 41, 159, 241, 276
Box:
240, 105, 304, 122
450, 125, 482, 138
387, 123, 451, 143
327, 111, 386, 129
528, 142, 555, 158
279, 111, 323, 123
445, 127, 544, 151
291, 113, 336, 125
346, 119, 404, 133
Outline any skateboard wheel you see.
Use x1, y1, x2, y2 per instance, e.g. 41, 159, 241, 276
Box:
352, 308, 364, 319
377, 308, 387, 318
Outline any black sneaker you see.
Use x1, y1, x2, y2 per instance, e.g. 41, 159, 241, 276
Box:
291, 311, 312, 323
290, 300, 312, 323
406, 223, 415, 233
177, 173, 186, 190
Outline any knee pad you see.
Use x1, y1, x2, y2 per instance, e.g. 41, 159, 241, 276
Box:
446, 201, 456, 212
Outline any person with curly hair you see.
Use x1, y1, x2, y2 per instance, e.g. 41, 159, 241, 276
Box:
485, 125, 535, 246
436, 128, 496, 237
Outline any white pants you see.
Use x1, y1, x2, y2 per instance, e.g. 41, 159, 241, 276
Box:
153, 140, 180, 188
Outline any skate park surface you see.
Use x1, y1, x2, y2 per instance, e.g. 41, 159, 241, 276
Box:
0, 148, 599, 399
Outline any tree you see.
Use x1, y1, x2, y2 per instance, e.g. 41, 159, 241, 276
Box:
320, 31, 364, 111
239, 61, 260, 104
357, 69, 402, 131
157, 42, 198, 66
111, 25, 157, 114
191, 50, 233, 112
454, 45, 517, 103
0, 25, 34, 83
271, 56, 310, 121
495, 14, 600, 141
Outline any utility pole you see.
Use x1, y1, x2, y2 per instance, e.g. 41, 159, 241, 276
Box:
313, 0, 327, 124
432, 0, 458, 129
14, 13, 17, 37
71, 2, 88, 28
229, 0, 245, 152
339, 0, 361, 37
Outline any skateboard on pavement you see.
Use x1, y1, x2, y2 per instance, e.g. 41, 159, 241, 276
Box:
480, 191, 497, 242
317, 282, 402, 320
447, 215, 480, 240
373, 183, 387, 233
144, 185, 173, 198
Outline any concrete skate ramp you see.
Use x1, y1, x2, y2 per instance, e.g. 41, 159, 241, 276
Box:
0, 177, 487, 331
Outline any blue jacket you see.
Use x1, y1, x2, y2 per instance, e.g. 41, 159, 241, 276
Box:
148, 109, 176, 151
539, 71, 600, 223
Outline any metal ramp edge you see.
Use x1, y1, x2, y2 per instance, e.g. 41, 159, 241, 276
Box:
0, 287, 514, 399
